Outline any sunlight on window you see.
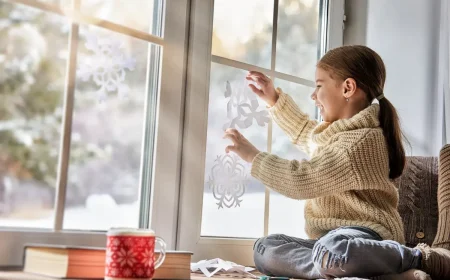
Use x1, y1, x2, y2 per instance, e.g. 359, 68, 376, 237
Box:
202, 0, 320, 238
212, 0, 274, 68
0, 2, 67, 228
81, 0, 158, 35
0, 0, 162, 230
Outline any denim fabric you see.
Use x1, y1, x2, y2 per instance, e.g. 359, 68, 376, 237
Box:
253, 226, 422, 279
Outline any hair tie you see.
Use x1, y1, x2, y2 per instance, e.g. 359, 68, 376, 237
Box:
376, 93, 385, 101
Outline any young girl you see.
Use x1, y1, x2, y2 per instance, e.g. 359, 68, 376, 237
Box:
223, 45, 450, 279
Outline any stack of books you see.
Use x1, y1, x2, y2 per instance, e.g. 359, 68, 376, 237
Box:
22, 244, 193, 279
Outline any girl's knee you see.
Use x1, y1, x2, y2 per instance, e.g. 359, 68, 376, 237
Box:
312, 235, 351, 277
253, 236, 274, 276
253, 234, 286, 252
253, 234, 289, 275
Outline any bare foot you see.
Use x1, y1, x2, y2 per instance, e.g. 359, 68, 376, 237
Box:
371, 269, 431, 280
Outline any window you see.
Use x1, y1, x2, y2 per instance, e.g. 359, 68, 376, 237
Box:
0, 0, 188, 266
178, 0, 344, 265
0, 0, 342, 267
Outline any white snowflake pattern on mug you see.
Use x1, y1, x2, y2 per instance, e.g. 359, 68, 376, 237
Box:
105, 250, 114, 265
124, 237, 134, 247
110, 268, 119, 277
141, 249, 154, 267
122, 268, 133, 277
112, 238, 121, 246
136, 268, 145, 277
116, 248, 137, 267
138, 238, 147, 247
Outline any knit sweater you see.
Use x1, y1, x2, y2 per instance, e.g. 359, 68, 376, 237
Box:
251, 90, 406, 243
433, 144, 450, 249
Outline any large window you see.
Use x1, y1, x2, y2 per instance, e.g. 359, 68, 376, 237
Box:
0, 0, 188, 266
178, 0, 344, 265
0, 0, 343, 267
0, 0, 162, 230
202, 0, 322, 239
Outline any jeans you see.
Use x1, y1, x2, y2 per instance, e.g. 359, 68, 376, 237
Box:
253, 226, 422, 279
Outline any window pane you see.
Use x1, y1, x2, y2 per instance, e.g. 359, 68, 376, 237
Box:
201, 63, 267, 238
276, 0, 320, 80
0, 2, 68, 228
81, 0, 164, 36
276, 78, 316, 118
268, 80, 314, 237
63, 25, 158, 230
212, 0, 273, 68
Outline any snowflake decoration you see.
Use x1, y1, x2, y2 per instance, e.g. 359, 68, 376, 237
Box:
116, 248, 137, 267
124, 238, 134, 247
78, 33, 136, 102
207, 154, 248, 209
105, 250, 114, 265
141, 249, 154, 266
223, 81, 270, 130
112, 239, 121, 246
123, 268, 133, 277
110, 268, 119, 277
136, 268, 145, 277
138, 238, 147, 247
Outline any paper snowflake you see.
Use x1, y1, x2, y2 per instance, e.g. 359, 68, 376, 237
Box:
78, 33, 136, 102
207, 154, 248, 209
223, 81, 270, 130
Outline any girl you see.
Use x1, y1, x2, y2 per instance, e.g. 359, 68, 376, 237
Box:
223, 45, 450, 279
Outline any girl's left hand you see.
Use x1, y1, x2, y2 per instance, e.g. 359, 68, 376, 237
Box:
223, 128, 260, 163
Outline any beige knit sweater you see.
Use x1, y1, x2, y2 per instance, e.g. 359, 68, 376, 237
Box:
251, 90, 405, 243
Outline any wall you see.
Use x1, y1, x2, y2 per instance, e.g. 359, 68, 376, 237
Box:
344, 0, 442, 156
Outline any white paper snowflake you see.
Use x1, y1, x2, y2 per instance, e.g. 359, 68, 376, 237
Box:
78, 33, 136, 102
223, 81, 270, 130
207, 154, 248, 209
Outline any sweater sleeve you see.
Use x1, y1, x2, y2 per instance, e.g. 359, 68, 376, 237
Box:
250, 148, 358, 200
269, 89, 318, 156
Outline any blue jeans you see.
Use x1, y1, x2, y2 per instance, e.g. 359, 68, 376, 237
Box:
253, 226, 422, 279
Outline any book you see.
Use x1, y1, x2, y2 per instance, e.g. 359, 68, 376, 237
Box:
23, 244, 105, 279
23, 244, 193, 279
152, 251, 193, 280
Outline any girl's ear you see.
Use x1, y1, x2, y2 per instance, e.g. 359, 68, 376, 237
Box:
343, 78, 357, 98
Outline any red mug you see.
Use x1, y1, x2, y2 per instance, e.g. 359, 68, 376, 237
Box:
105, 228, 166, 280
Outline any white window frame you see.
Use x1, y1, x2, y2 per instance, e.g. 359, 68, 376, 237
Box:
0, 0, 189, 267
177, 0, 344, 266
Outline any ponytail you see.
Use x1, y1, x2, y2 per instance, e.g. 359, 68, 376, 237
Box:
378, 97, 406, 179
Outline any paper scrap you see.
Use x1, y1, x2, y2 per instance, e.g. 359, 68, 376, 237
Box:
191, 258, 258, 278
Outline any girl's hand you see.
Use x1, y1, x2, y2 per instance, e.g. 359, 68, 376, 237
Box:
223, 128, 260, 163
246, 71, 279, 107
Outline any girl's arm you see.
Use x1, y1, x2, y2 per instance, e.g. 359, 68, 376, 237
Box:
269, 88, 318, 156
250, 147, 357, 199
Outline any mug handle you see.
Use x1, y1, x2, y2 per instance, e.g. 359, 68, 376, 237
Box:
154, 236, 166, 269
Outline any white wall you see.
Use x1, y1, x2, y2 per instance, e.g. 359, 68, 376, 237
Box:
344, 0, 442, 156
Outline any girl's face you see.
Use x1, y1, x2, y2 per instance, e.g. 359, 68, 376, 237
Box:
312, 67, 348, 122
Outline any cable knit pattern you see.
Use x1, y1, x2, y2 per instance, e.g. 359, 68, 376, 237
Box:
251, 90, 405, 243
433, 144, 450, 249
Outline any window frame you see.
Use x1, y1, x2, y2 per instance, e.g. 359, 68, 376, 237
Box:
0, 0, 189, 267
177, 0, 345, 265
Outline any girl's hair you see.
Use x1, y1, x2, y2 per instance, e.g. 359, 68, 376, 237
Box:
317, 45, 406, 179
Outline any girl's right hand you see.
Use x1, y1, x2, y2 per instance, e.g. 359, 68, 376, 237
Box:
246, 71, 279, 107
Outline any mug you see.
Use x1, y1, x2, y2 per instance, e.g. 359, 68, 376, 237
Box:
105, 228, 166, 279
